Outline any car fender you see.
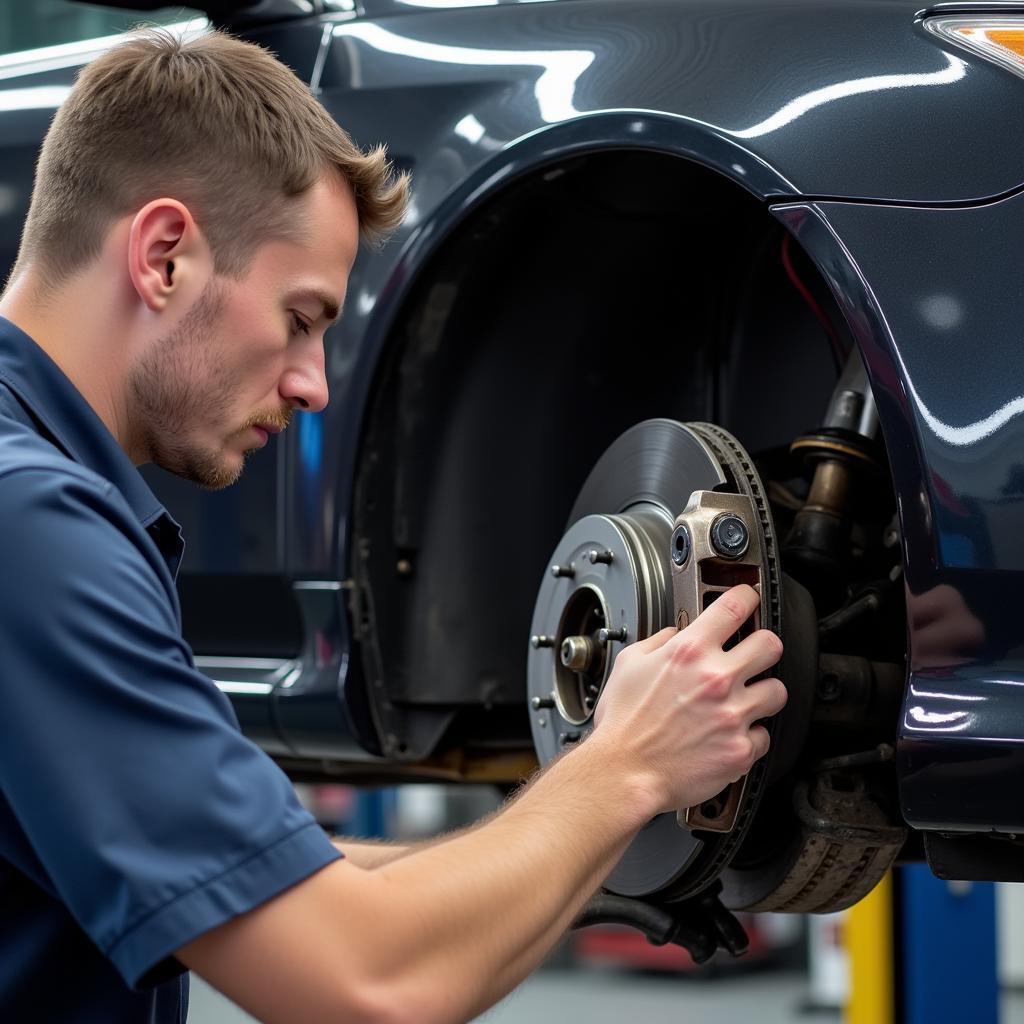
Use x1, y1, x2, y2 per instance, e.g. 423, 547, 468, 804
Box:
778, 191, 1024, 834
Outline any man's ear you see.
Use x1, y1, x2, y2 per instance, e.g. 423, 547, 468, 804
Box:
127, 199, 205, 312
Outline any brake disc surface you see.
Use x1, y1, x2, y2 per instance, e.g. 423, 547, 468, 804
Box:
527, 419, 785, 901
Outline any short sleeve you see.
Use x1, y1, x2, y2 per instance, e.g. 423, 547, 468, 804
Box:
0, 466, 340, 988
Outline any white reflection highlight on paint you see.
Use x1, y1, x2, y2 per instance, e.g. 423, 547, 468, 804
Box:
454, 113, 486, 143
0, 86, 72, 111
921, 394, 1024, 447
906, 706, 974, 731
919, 294, 964, 331
831, 224, 1024, 449
333, 22, 594, 123
886, 312, 1024, 447
910, 687, 984, 703
731, 52, 967, 139
0, 19, 207, 80
356, 289, 376, 316
397, 0, 498, 7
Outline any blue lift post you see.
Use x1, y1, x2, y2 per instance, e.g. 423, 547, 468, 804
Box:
898, 864, 999, 1024
348, 787, 397, 841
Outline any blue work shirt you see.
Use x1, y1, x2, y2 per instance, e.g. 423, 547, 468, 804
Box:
0, 316, 341, 1022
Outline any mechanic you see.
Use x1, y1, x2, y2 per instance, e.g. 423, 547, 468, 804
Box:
0, 28, 787, 1024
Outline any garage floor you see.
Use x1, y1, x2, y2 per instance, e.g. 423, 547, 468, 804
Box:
188, 968, 1024, 1023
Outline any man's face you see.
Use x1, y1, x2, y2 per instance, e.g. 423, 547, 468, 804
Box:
128, 174, 359, 489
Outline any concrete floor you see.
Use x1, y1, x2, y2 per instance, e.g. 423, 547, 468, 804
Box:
186, 967, 1024, 1023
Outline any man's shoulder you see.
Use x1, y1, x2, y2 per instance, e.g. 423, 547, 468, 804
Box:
0, 412, 114, 504
0, 417, 142, 561
0, 414, 176, 623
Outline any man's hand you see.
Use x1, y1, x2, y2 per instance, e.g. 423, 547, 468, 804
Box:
592, 583, 787, 814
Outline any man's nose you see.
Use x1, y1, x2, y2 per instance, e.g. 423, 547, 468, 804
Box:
280, 351, 329, 413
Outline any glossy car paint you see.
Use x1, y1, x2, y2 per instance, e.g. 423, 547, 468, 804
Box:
1, 0, 1023, 828
780, 193, 1024, 833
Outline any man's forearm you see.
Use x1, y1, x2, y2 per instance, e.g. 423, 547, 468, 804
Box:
333, 803, 500, 868
349, 735, 652, 1022
331, 837, 411, 868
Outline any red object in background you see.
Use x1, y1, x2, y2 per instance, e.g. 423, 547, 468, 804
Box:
573, 917, 771, 973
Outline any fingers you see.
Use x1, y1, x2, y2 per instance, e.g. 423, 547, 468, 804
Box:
749, 724, 771, 763
727, 627, 783, 681
628, 626, 677, 656
742, 677, 787, 722
678, 584, 760, 652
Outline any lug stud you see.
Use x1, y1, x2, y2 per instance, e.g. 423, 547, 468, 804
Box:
531, 635, 555, 649
531, 695, 556, 710
598, 626, 628, 644
588, 549, 614, 565
550, 563, 575, 578
559, 731, 582, 746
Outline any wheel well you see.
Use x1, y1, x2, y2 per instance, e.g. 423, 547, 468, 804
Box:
352, 149, 842, 760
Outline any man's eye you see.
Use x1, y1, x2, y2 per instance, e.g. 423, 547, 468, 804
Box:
291, 313, 311, 336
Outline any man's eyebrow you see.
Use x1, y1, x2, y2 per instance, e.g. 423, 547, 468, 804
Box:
291, 288, 342, 324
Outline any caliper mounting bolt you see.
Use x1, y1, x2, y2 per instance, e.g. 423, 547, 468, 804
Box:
598, 626, 628, 644
550, 563, 575, 578
671, 524, 691, 567
710, 514, 750, 559
588, 549, 614, 565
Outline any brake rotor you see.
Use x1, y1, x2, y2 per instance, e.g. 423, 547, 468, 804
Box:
528, 419, 785, 901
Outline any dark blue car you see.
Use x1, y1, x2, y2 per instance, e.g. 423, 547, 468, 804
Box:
3, 0, 1023, 924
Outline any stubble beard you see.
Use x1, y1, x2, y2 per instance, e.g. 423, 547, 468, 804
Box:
128, 281, 248, 491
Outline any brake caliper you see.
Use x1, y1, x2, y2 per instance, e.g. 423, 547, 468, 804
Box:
670, 490, 767, 833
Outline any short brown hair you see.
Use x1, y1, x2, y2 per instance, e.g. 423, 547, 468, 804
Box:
13, 27, 409, 288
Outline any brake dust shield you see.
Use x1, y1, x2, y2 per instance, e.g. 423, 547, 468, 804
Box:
527, 419, 784, 902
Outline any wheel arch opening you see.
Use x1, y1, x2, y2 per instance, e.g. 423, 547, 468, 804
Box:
351, 147, 849, 762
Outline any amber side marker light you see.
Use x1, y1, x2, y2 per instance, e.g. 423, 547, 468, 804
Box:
925, 16, 1024, 77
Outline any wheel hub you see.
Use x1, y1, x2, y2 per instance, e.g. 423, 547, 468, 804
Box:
531, 510, 676, 735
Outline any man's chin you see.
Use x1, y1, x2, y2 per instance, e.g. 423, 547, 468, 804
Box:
156, 448, 246, 491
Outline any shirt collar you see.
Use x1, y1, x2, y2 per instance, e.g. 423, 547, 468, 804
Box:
0, 316, 183, 570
